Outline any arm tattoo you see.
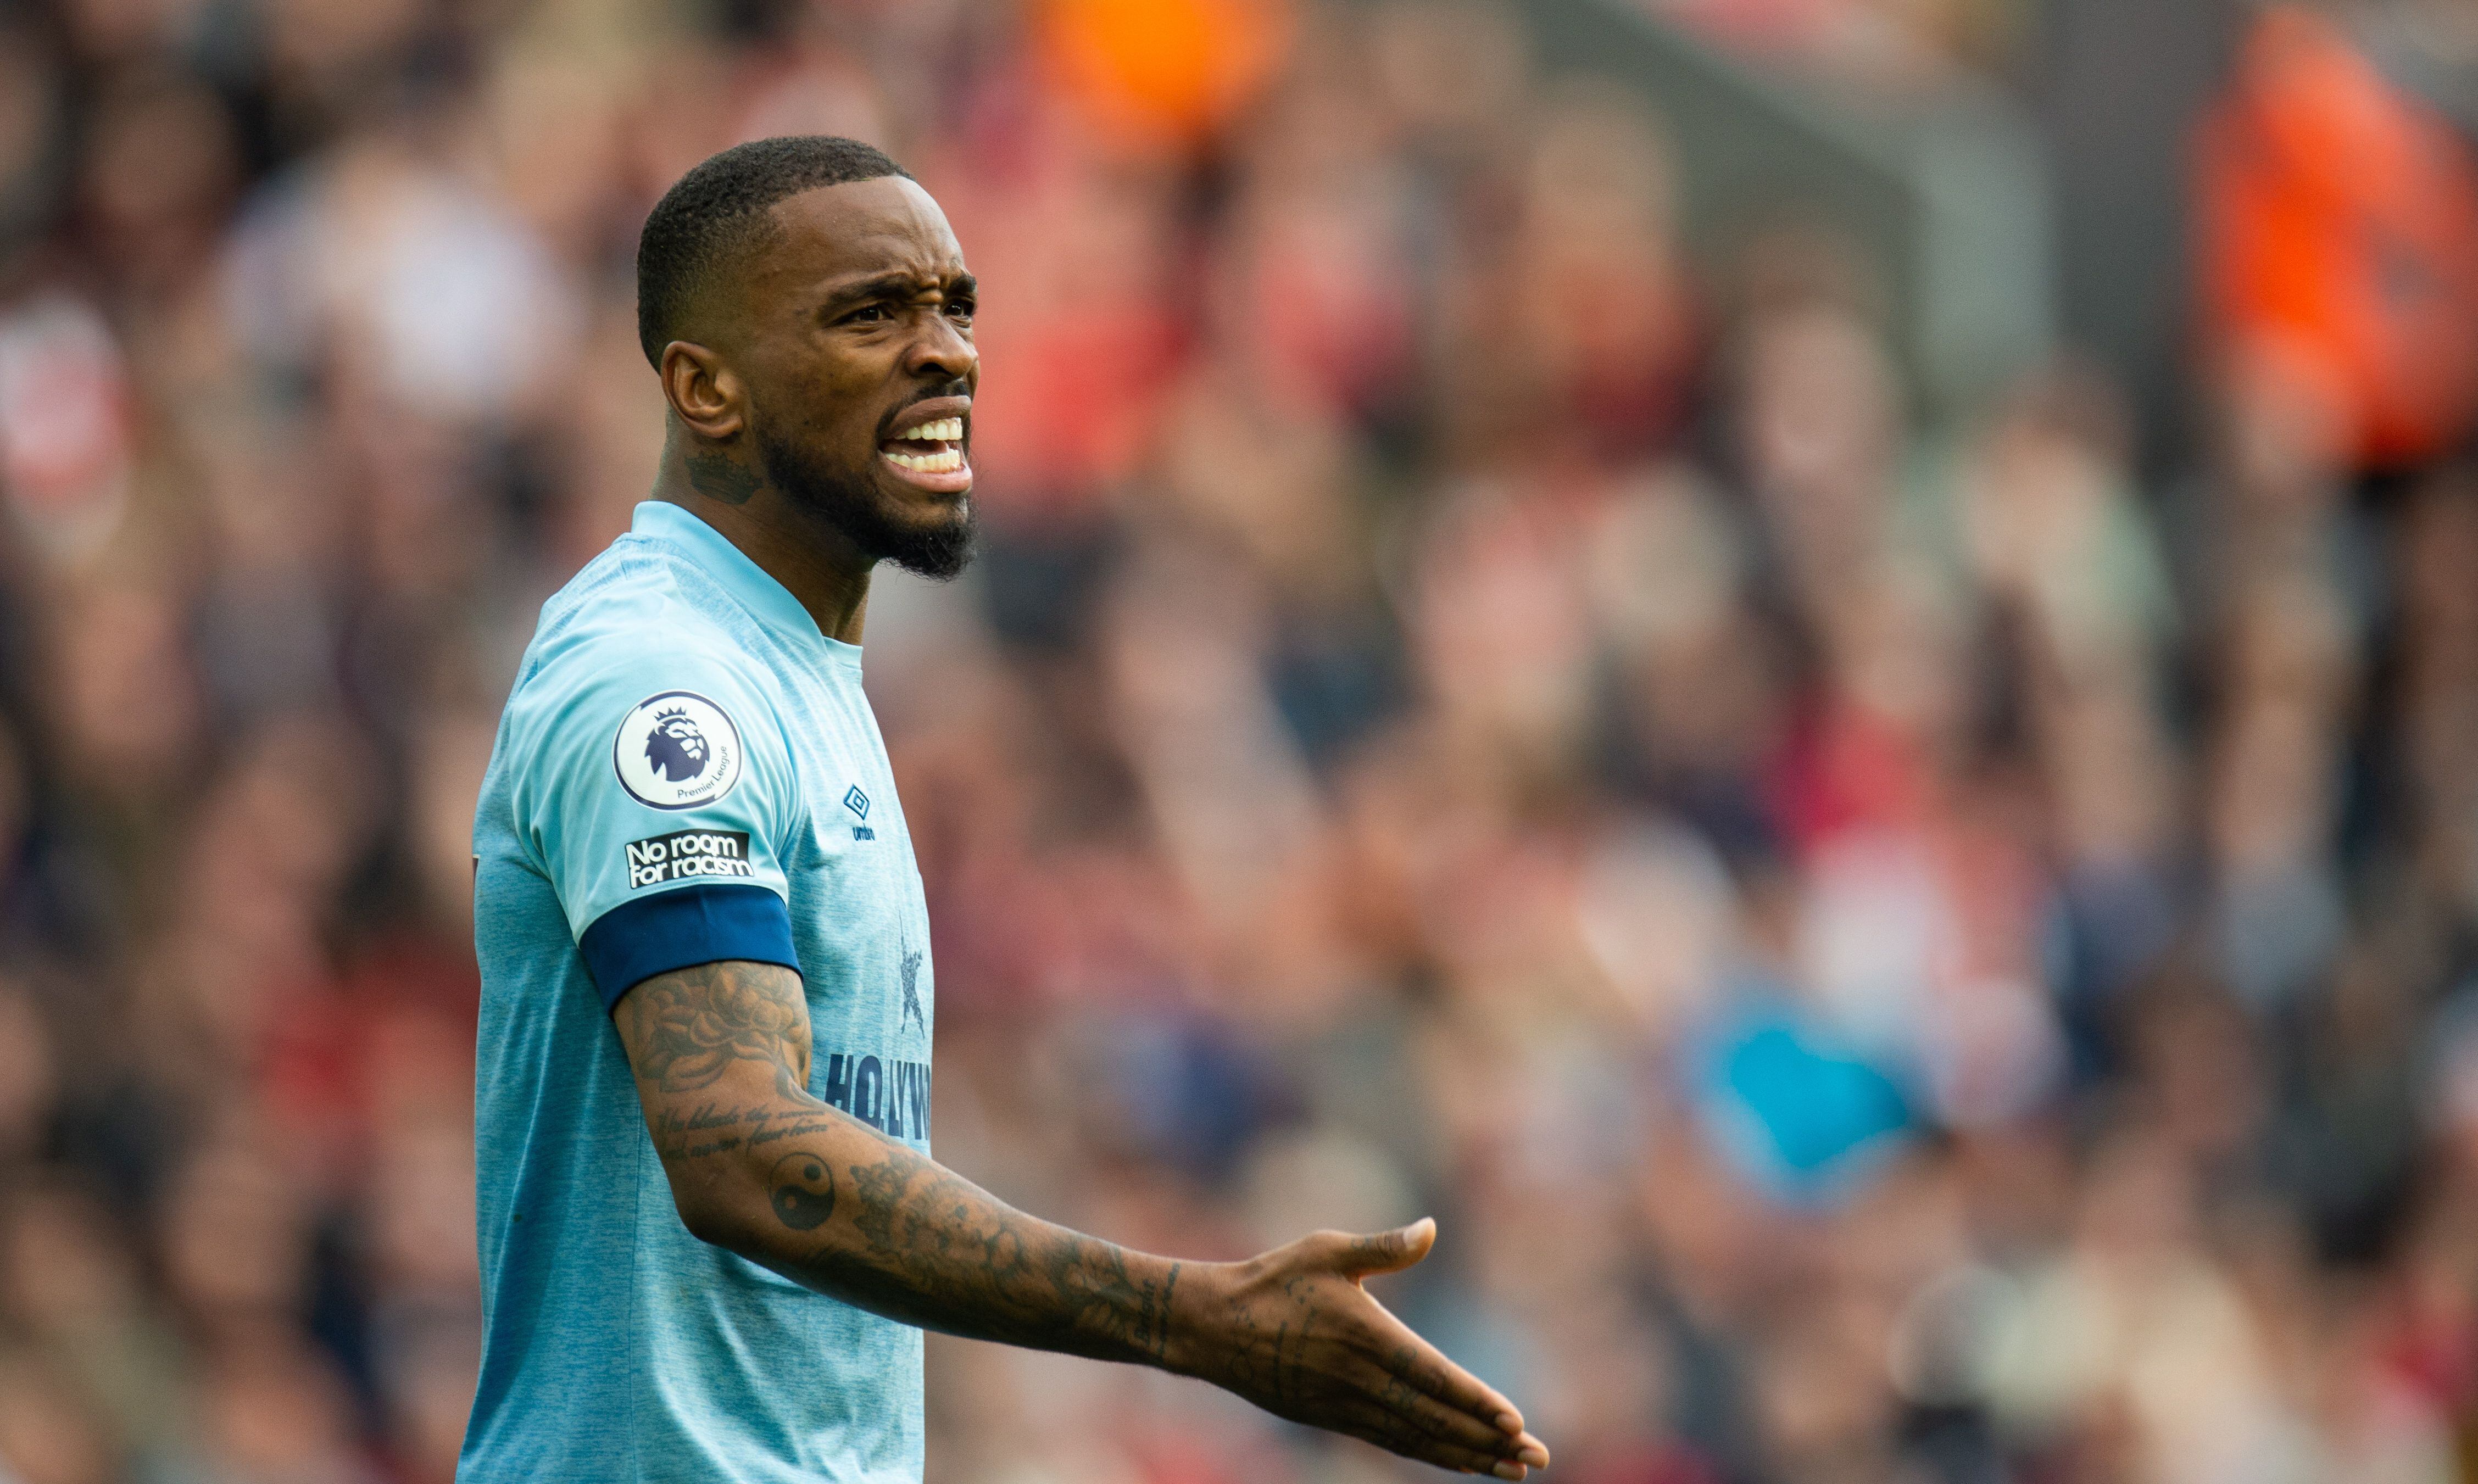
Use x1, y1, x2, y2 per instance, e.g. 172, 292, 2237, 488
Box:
617, 959, 1182, 1367
686, 450, 763, 505
793, 1137, 1183, 1366
769, 1151, 837, 1230
617, 961, 809, 1095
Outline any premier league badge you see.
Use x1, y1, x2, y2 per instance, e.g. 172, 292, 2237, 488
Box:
613, 690, 744, 810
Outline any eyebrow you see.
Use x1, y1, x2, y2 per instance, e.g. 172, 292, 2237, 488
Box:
823, 271, 977, 309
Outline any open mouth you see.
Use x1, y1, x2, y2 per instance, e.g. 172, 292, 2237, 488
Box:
878, 416, 967, 478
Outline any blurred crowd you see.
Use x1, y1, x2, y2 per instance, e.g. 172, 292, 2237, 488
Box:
5, 0, 2478, 1482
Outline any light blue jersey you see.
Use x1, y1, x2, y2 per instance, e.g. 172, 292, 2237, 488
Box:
461, 500, 934, 1484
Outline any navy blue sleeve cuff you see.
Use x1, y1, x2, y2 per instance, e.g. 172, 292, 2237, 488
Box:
578, 883, 801, 1012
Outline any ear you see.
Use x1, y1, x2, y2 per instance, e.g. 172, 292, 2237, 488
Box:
659, 341, 745, 442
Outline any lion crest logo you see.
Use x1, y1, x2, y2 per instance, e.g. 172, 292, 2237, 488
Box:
644, 707, 710, 782
613, 691, 743, 810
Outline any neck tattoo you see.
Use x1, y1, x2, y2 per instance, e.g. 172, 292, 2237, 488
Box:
687, 450, 764, 505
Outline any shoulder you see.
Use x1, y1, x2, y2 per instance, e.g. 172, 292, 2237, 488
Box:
504, 541, 784, 779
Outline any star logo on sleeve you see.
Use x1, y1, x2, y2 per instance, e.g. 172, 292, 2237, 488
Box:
900, 945, 925, 1036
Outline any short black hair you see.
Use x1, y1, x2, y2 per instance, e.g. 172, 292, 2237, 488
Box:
635, 135, 914, 366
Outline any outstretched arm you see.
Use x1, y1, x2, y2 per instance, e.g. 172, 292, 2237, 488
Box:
613, 959, 1551, 1480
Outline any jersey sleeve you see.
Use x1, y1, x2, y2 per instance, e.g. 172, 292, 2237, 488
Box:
505, 634, 805, 1011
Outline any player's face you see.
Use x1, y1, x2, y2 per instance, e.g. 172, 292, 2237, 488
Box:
736, 176, 979, 578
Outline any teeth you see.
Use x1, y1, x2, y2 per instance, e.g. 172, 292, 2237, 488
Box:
883, 446, 965, 473
894, 417, 964, 442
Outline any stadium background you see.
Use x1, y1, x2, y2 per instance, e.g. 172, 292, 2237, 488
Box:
5, 0, 2478, 1480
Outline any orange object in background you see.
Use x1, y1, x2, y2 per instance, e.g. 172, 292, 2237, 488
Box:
1038, 0, 1292, 149
2194, 5, 2478, 472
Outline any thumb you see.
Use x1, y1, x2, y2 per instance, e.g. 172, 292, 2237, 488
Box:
1337, 1217, 1437, 1279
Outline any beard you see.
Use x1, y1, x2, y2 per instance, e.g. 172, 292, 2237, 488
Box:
755, 424, 977, 581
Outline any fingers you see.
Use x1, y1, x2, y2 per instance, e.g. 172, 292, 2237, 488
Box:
1332, 1218, 1539, 1446
1332, 1394, 1548, 1479
1361, 1318, 1527, 1438
1386, 1355, 1547, 1465
1334, 1217, 1436, 1279
1358, 1363, 1550, 1464
1240, 1223, 1549, 1474
1341, 1307, 1549, 1471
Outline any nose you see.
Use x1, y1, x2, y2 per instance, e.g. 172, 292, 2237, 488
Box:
904, 311, 977, 383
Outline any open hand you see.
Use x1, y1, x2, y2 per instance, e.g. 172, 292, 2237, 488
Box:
1177, 1218, 1551, 1479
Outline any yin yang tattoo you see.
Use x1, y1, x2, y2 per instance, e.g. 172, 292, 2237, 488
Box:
769, 1151, 837, 1230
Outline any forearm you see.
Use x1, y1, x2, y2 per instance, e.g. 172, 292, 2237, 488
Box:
614, 961, 1546, 1477
654, 1091, 1195, 1369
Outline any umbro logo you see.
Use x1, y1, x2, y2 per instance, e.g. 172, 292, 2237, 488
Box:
844, 785, 876, 840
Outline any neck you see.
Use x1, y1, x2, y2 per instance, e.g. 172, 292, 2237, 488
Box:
649, 436, 874, 645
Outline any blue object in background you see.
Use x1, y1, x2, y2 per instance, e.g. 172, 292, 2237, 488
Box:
1690, 1002, 1915, 1207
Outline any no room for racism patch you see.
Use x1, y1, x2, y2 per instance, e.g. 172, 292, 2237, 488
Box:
625, 828, 756, 888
